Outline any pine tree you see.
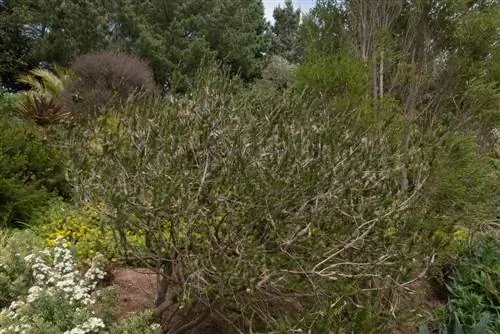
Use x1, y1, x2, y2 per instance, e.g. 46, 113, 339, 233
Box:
270, 0, 302, 63
112, 0, 269, 89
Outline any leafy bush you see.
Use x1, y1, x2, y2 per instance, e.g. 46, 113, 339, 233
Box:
294, 51, 369, 105
0, 238, 161, 334
0, 114, 68, 227
0, 91, 18, 117
108, 312, 161, 334
0, 230, 43, 308
62, 51, 155, 119
416, 133, 500, 252
446, 236, 500, 332
261, 55, 297, 89
33, 200, 151, 264
420, 234, 500, 334
66, 65, 437, 332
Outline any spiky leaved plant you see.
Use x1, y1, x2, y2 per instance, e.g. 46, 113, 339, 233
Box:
15, 68, 72, 126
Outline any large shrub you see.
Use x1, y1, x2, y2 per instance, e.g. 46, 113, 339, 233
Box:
66, 65, 435, 332
62, 51, 155, 119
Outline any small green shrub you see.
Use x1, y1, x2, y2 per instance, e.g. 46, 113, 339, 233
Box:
261, 55, 297, 89
0, 115, 68, 227
447, 236, 500, 332
421, 235, 500, 334
33, 200, 153, 264
406, 132, 500, 257
108, 311, 161, 334
0, 229, 43, 308
294, 51, 369, 105
0, 91, 18, 117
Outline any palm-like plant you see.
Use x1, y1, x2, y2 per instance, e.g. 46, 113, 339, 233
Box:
15, 68, 72, 126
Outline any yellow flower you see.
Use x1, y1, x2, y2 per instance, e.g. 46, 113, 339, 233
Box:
453, 227, 469, 240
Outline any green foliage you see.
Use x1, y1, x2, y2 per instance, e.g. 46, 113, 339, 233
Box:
1, 0, 271, 91
261, 55, 297, 89
0, 91, 18, 117
294, 51, 369, 105
421, 235, 500, 334
108, 0, 269, 87
447, 236, 500, 332
0, 0, 111, 90
299, 0, 347, 56
0, 114, 68, 227
0, 0, 496, 331
270, 0, 302, 63
32, 200, 152, 264
108, 311, 160, 334
0, 229, 43, 308
420, 133, 500, 233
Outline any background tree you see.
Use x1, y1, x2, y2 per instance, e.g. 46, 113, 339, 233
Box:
299, 0, 348, 57
111, 0, 269, 89
0, 0, 111, 90
299, 0, 500, 231
270, 0, 302, 63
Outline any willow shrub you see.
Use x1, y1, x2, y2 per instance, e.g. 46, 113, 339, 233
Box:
66, 65, 436, 332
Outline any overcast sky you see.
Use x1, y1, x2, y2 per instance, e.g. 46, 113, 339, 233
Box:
263, 0, 316, 23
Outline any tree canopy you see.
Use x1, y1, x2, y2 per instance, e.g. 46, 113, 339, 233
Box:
0, 0, 269, 90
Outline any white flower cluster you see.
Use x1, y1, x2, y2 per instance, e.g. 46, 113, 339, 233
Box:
0, 238, 107, 334
24, 237, 106, 306
64, 317, 105, 334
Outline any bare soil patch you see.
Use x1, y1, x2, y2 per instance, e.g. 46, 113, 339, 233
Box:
107, 267, 156, 320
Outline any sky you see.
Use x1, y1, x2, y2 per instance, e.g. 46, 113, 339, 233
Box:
263, 0, 316, 23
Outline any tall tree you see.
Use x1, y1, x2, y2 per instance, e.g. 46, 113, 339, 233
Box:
300, 0, 499, 124
270, 0, 302, 63
112, 0, 269, 89
299, 0, 348, 57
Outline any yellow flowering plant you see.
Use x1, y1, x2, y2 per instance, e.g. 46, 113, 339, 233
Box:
33, 200, 157, 264
34, 201, 118, 263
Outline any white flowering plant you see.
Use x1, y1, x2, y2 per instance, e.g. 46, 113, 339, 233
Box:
0, 237, 160, 334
